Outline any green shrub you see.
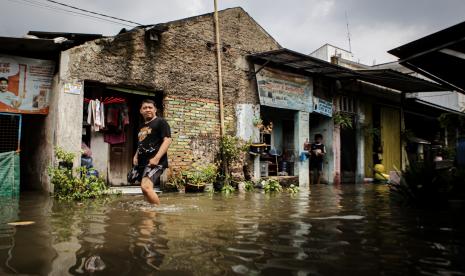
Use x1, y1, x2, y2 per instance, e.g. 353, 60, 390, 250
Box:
217, 135, 249, 189
182, 163, 218, 186
333, 112, 353, 129
390, 162, 465, 206
263, 179, 282, 193
286, 184, 299, 194
221, 184, 235, 195
49, 147, 111, 201
244, 181, 255, 192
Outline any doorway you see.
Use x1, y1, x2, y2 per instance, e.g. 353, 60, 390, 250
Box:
340, 115, 357, 183
83, 82, 163, 186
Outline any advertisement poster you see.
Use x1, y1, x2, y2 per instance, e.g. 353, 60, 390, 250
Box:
255, 65, 312, 112
0, 54, 55, 114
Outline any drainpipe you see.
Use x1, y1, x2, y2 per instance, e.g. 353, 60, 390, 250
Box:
213, 0, 225, 137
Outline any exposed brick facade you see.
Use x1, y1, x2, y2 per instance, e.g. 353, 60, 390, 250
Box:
164, 96, 235, 171
62, 7, 281, 173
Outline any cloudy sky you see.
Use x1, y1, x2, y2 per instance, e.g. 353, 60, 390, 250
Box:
1, 0, 464, 64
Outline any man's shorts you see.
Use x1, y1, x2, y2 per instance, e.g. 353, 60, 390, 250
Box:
128, 165, 164, 186
310, 159, 323, 172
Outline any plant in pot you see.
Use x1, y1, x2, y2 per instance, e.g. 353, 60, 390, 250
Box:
184, 163, 218, 193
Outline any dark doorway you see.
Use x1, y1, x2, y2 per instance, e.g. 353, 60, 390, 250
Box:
340, 116, 357, 183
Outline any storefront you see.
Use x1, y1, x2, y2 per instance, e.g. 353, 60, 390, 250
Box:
0, 53, 56, 195
252, 65, 312, 186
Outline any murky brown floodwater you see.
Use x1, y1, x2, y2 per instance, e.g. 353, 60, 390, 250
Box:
1, 184, 464, 275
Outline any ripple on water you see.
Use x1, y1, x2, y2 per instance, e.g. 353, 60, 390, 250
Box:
0, 186, 464, 275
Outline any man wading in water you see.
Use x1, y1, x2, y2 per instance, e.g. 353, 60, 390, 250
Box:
131, 99, 172, 205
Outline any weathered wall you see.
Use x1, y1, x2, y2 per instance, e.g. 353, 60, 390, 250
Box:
26, 74, 60, 193
164, 96, 235, 171
60, 7, 281, 174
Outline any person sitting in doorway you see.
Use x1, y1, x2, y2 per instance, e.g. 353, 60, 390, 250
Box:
130, 99, 172, 205
81, 141, 99, 177
309, 134, 326, 185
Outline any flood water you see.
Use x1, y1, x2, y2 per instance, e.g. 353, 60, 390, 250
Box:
1, 184, 464, 275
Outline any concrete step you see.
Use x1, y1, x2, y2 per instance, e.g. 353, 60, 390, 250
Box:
109, 186, 162, 195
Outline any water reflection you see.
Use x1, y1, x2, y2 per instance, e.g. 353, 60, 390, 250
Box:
0, 185, 464, 275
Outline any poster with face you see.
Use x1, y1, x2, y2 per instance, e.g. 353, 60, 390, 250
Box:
0, 54, 55, 114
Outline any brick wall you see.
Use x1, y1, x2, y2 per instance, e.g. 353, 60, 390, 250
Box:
164, 96, 235, 172
62, 7, 279, 173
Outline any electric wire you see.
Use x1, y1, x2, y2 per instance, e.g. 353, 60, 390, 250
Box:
6, 0, 137, 28
43, 0, 143, 26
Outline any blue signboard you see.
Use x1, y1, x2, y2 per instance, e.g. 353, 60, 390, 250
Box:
256, 66, 312, 112
313, 97, 333, 117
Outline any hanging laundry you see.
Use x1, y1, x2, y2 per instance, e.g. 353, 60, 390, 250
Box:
94, 99, 101, 131
85, 99, 105, 132
103, 101, 129, 144
104, 132, 126, 145
100, 101, 105, 129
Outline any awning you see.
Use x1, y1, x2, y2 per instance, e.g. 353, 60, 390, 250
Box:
248, 48, 356, 78
249, 48, 446, 93
0, 32, 102, 57
0, 37, 65, 55
388, 21, 465, 93
355, 69, 445, 92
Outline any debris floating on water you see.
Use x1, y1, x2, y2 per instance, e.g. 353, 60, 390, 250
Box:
7, 221, 35, 226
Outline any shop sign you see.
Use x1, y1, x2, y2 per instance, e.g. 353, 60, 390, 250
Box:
255, 65, 312, 112
64, 81, 83, 95
313, 97, 333, 117
0, 54, 55, 114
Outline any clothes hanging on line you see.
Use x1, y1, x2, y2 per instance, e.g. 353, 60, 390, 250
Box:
83, 97, 129, 144
87, 99, 105, 131
103, 102, 130, 144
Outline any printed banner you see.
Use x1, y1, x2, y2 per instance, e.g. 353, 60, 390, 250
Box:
0, 54, 55, 114
255, 65, 312, 112
313, 97, 333, 117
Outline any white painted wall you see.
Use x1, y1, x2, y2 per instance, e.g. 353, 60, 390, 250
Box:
90, 132, 109, 179
235, 104, 261, 179
310, 44, 354, 62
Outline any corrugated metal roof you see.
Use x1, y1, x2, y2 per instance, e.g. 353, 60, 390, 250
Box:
388, 21, 465, 93
249, 48, 446, 92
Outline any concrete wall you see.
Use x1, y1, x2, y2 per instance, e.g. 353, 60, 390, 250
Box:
235, 104, 260, 179
25, 74, 61, 193
309, 114, 334, 184
295, 111, 310, 187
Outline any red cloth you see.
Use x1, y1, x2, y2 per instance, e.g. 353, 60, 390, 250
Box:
104, 132, 126, 144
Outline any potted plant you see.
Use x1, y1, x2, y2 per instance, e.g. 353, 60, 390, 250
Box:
184, 164, 218, 193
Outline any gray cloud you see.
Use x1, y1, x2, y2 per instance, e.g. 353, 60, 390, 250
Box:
2, 0, 465, 64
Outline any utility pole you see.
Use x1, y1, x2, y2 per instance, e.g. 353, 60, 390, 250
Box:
214, 0, 225, 137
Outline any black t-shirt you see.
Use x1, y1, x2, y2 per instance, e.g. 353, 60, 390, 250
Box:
137, 117, 171, 168
310, 143, 326, 162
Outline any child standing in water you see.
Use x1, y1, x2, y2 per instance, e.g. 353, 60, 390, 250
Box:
309, 134, 326, 185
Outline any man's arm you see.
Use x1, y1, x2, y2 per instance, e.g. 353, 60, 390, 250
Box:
149, 137, 172, 166
133, 150, 138, 165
